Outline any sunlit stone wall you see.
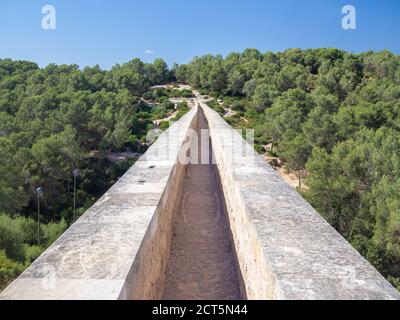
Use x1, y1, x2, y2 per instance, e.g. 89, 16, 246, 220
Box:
201, 103, 400, 300
0, 107, 198, 300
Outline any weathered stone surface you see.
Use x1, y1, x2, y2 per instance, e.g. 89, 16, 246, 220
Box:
2, 100, 399, 300
201, 102, 400, 300
162, 108, 242, 300
0, 107, 198, 300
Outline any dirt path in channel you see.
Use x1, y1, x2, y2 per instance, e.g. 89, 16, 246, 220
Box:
162, 108, 242, 300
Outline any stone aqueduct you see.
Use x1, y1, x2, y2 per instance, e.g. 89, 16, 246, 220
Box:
1, 100, 399, 300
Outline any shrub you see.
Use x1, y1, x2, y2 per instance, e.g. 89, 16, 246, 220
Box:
231, 102, 246, 112
0, 250, 24, 290
159, 121, 170, 130
14, 216, 38, 245
23, 244, 43, 264
208, 100, 225, 116
42, 219, 68, 247
0, 214, 24, 261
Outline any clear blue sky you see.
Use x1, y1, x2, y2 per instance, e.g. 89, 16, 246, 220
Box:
0, 0, 399, 69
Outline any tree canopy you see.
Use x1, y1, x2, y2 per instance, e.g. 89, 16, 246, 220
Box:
175, 48, 400, 290
0, 57, 182, 289
1, 48, 400, 291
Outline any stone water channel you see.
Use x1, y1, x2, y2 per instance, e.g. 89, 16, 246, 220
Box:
2, 103, 399, 300
162, 109, 242, 299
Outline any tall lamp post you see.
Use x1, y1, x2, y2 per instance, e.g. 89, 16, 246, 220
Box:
35, 187, 44, 246
73, 169, 80, 222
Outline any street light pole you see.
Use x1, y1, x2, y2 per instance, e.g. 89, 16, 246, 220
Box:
37, 193, 40, 246
36, 187, 44, 246
73, 169, 79, 222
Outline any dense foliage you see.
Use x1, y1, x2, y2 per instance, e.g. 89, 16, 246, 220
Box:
1, 48, 399, 292
0, 57, 184, 288
176, 48, 400, 289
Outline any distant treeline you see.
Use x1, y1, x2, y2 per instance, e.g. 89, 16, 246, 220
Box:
175, 48, 400, 290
